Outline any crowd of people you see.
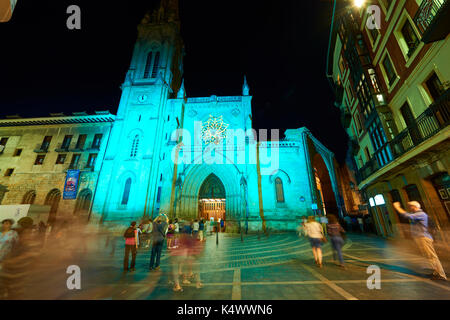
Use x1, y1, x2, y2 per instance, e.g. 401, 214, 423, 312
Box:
121, 214, 223, 292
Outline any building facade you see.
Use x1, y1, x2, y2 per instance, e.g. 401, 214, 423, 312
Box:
1, 0, 359, 232
0, 112, 115, 222
90, 1, 352, 232
329, 0, 449, 239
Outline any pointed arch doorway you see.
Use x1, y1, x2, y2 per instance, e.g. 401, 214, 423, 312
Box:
198, 174, 226, 222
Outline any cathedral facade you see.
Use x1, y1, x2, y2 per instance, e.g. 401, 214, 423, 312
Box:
90, 1, 347, 232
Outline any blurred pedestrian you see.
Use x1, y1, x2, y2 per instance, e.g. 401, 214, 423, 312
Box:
320, 215, 328, 234
357, 216, 364, 233
220, 219, 225, 232
199, 219, 205, 241
173, 218, 180, 248
344, 215, 352, 232
123, 221, 138, 272
327, 215, 346, 268
149, 215, 168, 271
393, 201, 447, 280
0, 219, 19, 265
192, 219, 199, 239
167, 220, 175, 249
0, 218, 40, 299
304, 216, 325, 268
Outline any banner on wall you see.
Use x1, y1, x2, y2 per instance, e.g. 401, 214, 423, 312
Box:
63, 169, 80, 200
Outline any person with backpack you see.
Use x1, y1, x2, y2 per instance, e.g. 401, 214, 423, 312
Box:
393, 201, 447, 281
123, 221, 138, 272
149, 215, 168, 271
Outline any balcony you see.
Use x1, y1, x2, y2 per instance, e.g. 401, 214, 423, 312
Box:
357, 88, 450, 183
55, 143, 71, 152
413, 0, 450, 43
390, 88, 450, 157
33, 143, 50, 153
86, 144, 101, 151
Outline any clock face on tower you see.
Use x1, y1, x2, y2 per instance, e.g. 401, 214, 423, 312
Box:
138, 94, 147, 103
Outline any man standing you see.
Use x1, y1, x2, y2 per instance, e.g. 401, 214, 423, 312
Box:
393, 201, 447, 281
149, 216, 168, 271
123, 221, 138, 272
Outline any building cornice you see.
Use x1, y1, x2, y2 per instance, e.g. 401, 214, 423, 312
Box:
0, 112, 116, 127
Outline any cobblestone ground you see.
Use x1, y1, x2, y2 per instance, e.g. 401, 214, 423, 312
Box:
18, 232, 450, 300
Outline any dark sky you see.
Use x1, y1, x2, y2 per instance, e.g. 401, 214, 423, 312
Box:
0, 0, 348, 162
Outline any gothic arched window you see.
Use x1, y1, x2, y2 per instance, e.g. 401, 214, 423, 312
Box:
144, 52, 153, 78
151, 52, 160, 78
130, 135, 139, 158
275, 177, 285, 203
121, 178, 132, 205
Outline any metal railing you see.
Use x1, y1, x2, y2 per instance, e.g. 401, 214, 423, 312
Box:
357, 88, 450, 182
413, 0, 447, 36
33, 143, 50, 153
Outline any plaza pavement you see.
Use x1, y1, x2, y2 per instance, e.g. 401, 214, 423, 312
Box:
19, 231, 450, 300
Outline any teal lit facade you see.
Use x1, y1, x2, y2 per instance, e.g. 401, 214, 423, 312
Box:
91, 1, 345, 231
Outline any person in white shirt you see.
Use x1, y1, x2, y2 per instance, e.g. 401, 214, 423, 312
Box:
304, 216, 325, 268
192, 220, 199, 239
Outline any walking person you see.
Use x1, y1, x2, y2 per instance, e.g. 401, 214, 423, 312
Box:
173, 218, 180, 248
192, 219, 199, 239
320, 215, 328, 235
304, 216, 326, 268
357, 216, 364, 233
344, 215, 352, 232
0, 219, 19, 266
393, 201, 447, 280
149, 215, 168, 271
220, 219, 225, 232
327, 215, 346, 268
167, 220, 175, 249
198, 219, 205, 241
123, 221, 138, 272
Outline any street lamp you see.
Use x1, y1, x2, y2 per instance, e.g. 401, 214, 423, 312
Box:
354, 0, 365, 8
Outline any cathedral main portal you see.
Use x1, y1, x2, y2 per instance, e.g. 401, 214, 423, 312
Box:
198, 174, 226, 221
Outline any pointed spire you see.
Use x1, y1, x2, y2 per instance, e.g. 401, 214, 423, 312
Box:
177, 79, 185, 99
243, 75, 250, 96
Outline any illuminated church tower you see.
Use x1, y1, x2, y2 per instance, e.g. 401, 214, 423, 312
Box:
92, 0, 344, 231
92, 0, 185, 222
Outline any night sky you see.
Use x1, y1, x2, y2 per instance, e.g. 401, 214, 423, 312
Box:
0, 0, 348, 162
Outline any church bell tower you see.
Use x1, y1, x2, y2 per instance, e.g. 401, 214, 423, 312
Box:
92, 0, 185, 223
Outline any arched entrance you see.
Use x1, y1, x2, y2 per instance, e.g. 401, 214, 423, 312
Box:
198, 174, 226, 221
177, 164, 241, 224
74, 188, 92, 220
45, 189, 61, 224
313, 153, 339, 216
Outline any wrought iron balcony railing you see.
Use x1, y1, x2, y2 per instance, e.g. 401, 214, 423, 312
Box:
413, 0, 449, 43
357, 88, 450, 182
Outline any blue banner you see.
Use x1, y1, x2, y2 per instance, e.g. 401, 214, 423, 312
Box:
63, 169, 80, 200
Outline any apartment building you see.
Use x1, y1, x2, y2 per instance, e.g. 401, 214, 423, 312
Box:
0, 112, 114, 223
328, 0, 449, 238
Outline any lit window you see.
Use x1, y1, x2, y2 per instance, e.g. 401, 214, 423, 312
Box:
382, 55, 397, 87
130, 135, 140, 158
369, 197, 375, 207
275, 178, 285, 203
374, 194, 385, 205
144, 52, 153, 78
121, 178, 132, 205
